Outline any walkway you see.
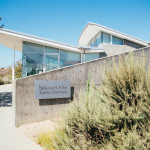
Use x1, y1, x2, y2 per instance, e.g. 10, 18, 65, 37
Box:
0, 84, 42, 150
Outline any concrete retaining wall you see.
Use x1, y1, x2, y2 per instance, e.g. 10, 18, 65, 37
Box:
13, 47, 150, 126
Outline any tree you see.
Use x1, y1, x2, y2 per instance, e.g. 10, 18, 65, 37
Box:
0, 17, 4, 28
15, 61, 22, 79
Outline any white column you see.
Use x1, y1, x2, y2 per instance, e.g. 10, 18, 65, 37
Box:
110, 35, 112, 45
83, 50, 86, 62
43, 46, 46, 73
12, 46, 15, 80
58, 49, 60, 69
81, 53, 82, 63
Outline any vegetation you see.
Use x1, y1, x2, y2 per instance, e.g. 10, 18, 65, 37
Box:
0, 77, 4, 85
38, 132, 55, 150
0, 67, 12, 84
38, 53, 150, 150
0, 61, 22, 85
15, 61, 22, 79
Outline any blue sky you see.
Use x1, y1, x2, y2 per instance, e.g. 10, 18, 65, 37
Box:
0, 0, 150, 68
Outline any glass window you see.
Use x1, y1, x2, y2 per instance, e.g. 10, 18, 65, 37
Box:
23, 41, 44, 53
22, 53, 43, 77
45, 55, 58, 71
124, 39, 143, 49
90, 39, 95, 47
60, 50, 81, 67
112, 36, 123, 45
102, 32, 110, 44
96, 33, 101, 46
45, 46, 59, 53
22, 42, 44, 77
84, 53, 100, 62
90, 42, 94, 47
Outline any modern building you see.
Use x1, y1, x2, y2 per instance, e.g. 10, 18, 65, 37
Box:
0, 22, 149, 79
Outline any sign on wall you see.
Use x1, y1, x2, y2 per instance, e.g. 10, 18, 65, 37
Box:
35, 80, 71, 99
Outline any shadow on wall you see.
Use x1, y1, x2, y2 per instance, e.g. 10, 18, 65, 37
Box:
0, 92, 12, 107
39, 87, 74, 106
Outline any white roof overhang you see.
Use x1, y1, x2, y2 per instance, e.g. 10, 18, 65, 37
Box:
79, 22, 148, 47
0, 28, 81, 53
79, 46, 105, 53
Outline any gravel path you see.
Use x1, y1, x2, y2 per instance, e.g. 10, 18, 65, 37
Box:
0, 84, 42, 150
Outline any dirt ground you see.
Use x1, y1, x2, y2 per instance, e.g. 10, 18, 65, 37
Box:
18, 118, 60, 142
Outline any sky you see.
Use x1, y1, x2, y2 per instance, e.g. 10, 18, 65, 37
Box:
0, 0, 150, 68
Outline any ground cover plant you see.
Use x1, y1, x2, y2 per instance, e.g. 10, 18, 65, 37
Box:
38, 53, 150, 150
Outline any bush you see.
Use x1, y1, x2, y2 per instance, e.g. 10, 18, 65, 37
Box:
38, 132, 55, 150
15, 61, 22, 79
39, 53, 150, 150
0, 77, 4, 85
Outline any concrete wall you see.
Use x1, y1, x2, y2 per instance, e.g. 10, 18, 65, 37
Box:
102, 44, 139, 56
13, 46, 150, 126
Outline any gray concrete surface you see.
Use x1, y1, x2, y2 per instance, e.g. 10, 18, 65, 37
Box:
0, 84, 42, 150
102, 44, 136, 56
13, 46, 150, 126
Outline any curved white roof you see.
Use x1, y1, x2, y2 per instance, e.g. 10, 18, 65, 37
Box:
79, 22, 148, 47
0, 28, 80, 52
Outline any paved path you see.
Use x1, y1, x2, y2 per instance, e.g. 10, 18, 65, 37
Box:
0, 84, 42, 150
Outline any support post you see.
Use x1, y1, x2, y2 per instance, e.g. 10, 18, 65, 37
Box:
12, 46, 15, 81
84, 49, 85, 62
43, 46, 46, 73
58, 49, 60, 69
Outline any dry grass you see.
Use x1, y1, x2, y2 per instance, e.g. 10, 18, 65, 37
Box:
0, 68, 12, 84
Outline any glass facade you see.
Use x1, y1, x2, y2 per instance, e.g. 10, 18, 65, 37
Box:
60, 50, 81, 67
89, 32, 124, 47
90, 39, 95, 47
45, 46, 59, 53
95, 33, 101, 46
22, 42, 44, 77
82, 53, 100, 62
45, 46, 59, 71
45, 55, 58, 71
22, 41, 102, 77
102, 32, 110, 44
112, 36, 123, 45
22, 42, 83, 77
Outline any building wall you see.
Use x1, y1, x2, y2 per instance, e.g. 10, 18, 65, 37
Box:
102, 44, 136, 56
13, 46, 150, 126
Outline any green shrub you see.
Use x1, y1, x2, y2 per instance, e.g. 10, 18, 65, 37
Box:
0, 77, 4, 85
100, 53, 150, 133
38, 132, 55, 150
39, 53, 150, 150
15, 61, 22, 79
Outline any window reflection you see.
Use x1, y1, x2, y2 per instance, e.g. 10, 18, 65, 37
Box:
112, 36, 123, 45
45, 55, 58, 71
84, 53, 100, 62
45, 46, 59, 53
89, 32, 125, 47
22, 53, 43, 77
96, 33, 101, 46
22, 42, 44, 77
60, 50, 81, 67
102, 32, 110, 44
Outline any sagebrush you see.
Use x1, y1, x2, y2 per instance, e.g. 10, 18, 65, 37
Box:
39, 53, 150, 150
